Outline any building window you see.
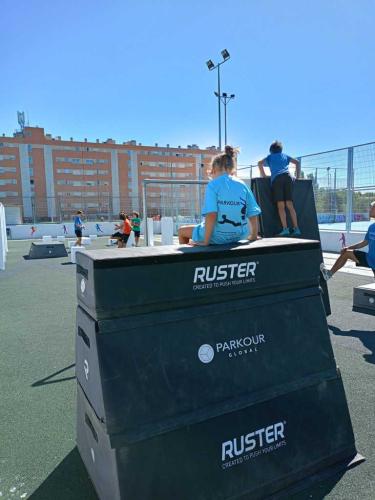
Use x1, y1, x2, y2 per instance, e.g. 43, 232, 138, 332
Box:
0, 167, 16, 173
0, 179, 17, 185
0, 191, 18, 197
0, 154, 16, 161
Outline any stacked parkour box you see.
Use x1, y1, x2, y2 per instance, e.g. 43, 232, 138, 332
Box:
251, 178, 331, 316
75, 240, 362, 500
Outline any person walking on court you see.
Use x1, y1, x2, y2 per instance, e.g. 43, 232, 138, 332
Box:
321, 202, 375, 280
178, 146, 261, 245
131, 211, 141, 246
74, 210, 84, 246
258, 141, 301, 236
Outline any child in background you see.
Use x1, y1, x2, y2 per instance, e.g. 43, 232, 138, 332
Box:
73, 210, 84, 246
178, 146, 261, 245
112, 213, 132, 248
321, 202, 375, 280
131, 211, 141, 247
258, 141, 301, 236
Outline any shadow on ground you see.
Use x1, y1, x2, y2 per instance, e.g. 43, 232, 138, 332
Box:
329, 324, 375, 365
29, 447, 98, 500
31, 363, 76, 387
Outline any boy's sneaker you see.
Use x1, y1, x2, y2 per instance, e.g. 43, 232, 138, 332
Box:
292, 227, 301, 236
320, 262, 333, 281
277, 228, 290, 237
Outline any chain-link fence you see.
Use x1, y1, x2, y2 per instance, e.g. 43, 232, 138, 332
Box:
142, 179, 208, 230
2, 194, 142, 224
299, 142, 375, 231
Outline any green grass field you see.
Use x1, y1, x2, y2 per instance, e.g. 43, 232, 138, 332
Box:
0, 239, 374, 499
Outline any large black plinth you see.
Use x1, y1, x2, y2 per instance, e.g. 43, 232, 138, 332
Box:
75, 239, 362, 499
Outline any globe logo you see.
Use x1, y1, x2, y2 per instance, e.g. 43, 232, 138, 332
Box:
80, 278, 86, 294
198, 344, 215, 364
369, 297, 374, 304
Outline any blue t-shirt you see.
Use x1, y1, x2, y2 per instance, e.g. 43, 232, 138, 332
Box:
195, 173, 261, 244
264, 153, 292, 182
365, 222, 375, 268
74, 216, 82, 230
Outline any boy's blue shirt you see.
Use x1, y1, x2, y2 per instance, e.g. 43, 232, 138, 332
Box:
74, 216, 82, 229
201, 173, 261, 244
264, 153, 292, 182
365, 222, 375, 268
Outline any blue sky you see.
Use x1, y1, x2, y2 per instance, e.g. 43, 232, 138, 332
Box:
1, 0, 374, 165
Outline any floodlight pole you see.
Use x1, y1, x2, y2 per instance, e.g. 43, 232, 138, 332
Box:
206, 50, 231, 151
217, 64, 222, 150
218, 93, 235, 145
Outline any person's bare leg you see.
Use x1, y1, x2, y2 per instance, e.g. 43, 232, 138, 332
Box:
76, 237, 82, 246
286, 201, 298, 229
331, 250, 359, 275
277, 202, 288, 229
178, 225, 194, 244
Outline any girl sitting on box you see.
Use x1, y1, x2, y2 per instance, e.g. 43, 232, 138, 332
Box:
178, 146, 261, 246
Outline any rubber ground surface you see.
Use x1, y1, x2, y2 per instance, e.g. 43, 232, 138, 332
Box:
0, 239, 374, 499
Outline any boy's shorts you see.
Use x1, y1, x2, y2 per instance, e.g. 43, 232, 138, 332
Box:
75, 229, 82, 238
122, 233, 130, 244
353, 250, 375, 275
133, 230, 140, 238
272, 173, 293, 202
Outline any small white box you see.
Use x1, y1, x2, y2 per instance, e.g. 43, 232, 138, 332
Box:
71, 245, 85, 264
81, 237, 92, 245
89, 234, 98, 239
42, 235, 52, 242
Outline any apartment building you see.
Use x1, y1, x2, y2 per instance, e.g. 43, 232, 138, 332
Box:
0, 126, 218, 222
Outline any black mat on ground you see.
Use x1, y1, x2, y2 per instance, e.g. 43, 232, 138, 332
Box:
28, 241, 68, 259
251, 177, 331, 315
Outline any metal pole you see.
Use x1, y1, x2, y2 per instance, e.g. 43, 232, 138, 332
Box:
142, 183, 148, 246
217, 65, 221, 150
333, 168, 337, 223
346, 147, 354, 233
224, 99, 227, 146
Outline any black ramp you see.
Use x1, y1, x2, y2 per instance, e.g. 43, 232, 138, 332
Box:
76, 288, 336, 439
251, 177, 331, 315
28, 241, 68, 259
77, 378, 361, 500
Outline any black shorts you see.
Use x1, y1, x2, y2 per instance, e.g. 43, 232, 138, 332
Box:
133, 230, 140, 237
272, 173, 293, 202
122, 233, 130, 243
75, 229, 82, 238
353, 250, 372, 269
